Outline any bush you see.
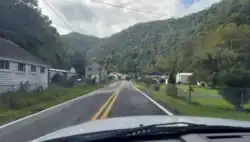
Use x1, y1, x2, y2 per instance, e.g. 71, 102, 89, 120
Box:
51, 73, 64, 83
139, 77, 157, 87
108, 76, 114, 80
218, 68, 250, 111
219, 68, 250, 88
66, 76, 78, 87
153, 84, 160, 91
168, 73, 176, 84
159, 79, 165, 84
188, 75, 197, 85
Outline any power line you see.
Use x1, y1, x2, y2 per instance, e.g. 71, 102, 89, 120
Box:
90, 0, 169, 17
42, 0, 74, 31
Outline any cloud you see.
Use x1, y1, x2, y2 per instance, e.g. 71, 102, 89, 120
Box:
38, 0, 220, 37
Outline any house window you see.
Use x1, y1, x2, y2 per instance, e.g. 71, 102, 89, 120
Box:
0, 60, 9, 70
31, 65, 36, 72
18, 63, 25, 72
88, 68, 92, 71
40, 67, 45, 73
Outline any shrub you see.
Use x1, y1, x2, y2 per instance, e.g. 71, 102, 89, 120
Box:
153, 84, 160, 91
140, 78, 157, 85
51, 73, 64, 83
108, 76, 114, 80
168, 73, 176, 84
159, 79, 165, 84
188, 75, 197, 85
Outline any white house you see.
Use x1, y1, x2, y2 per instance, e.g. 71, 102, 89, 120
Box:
85, 62, 107, 82
176, 73, 193, 84
0, 38, 50, 94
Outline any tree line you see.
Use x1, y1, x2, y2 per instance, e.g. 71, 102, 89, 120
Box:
93, 0, 250, 88
0, 0, 85, 73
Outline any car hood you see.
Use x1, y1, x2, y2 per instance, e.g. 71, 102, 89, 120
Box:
32, 115, 250, 142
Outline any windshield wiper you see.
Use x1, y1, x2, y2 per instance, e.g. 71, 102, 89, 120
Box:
138, 122, 206, 128
94, 123, 250, 141
43, 122, 250, 142
100, 122, 206, 138
42, 122, 205, 142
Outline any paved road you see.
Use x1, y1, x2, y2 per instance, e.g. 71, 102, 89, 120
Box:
0, 81, 168, 142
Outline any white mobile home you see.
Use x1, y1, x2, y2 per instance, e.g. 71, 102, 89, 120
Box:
0, 38, 50, 94
176, 73, 193, 84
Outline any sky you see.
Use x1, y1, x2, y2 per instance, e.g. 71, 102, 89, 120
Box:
38, 0, 220, 37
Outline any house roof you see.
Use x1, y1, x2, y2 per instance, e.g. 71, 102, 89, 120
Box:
0, 38, 49, 67
49, 68, 68, 73
148, 72, 165, 76
177, 73, 193, 76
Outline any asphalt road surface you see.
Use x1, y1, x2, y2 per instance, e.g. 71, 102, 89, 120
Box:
0, 81, 169, 142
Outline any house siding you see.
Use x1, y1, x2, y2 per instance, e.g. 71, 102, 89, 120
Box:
0, 70, 13, 85
0, 64, 14, 93
85, 63, 107, 80
0, 61, 48, 94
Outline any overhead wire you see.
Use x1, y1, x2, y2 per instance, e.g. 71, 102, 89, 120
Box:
42, 0, 74, 32
41, 0, 172, 33
89, 0, 170, 17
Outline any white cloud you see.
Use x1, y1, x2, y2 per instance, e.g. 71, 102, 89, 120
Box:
38, 0, 221, 37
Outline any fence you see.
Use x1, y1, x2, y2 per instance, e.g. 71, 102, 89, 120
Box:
0, 83, 48, 94
172, 84, 250, 109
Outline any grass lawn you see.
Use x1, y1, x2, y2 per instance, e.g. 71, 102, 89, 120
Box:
193, 98, 234, 110
0, 83, 104, 125
135, 83, 250, 121
178, 84, 220, 96
178, 84, 250, 110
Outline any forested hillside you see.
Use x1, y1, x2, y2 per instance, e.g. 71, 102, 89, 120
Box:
61, 32, 101, 54
0, 0, 82, 69
8, 0, 250, 87
83, 0, 250, 87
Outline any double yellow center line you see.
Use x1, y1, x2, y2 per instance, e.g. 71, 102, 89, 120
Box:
91, 84, 122, 120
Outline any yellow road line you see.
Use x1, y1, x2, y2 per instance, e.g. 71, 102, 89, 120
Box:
99, 87, 122, 119
91, 92, 116, 120
99, 94, 118, 119
91, 83, 123, 120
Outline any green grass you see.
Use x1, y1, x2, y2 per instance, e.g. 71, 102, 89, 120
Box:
0, 84, 104, 125
177, 84, 250, 110
135, 83, 250, 121
193, 98, 234, 110
178, 84, 220, 96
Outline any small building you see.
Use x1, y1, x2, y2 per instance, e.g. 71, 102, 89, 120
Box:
0, 38, 50, 94
48, 68, 67, 82
176, 73, 193, 84
49, 67, 77, 82
85, 62, 107, 82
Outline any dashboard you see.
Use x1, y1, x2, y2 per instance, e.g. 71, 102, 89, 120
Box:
141, 132, 250, 142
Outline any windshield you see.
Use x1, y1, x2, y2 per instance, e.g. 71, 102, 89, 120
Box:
0, 0, 250, 142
